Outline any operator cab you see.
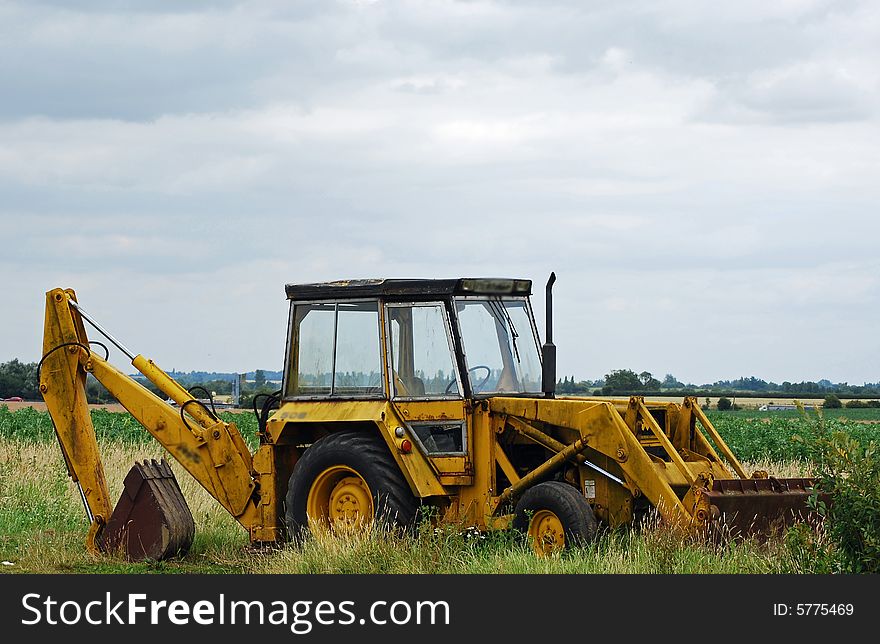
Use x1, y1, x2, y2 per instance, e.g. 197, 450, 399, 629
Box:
282, 278, 543, 403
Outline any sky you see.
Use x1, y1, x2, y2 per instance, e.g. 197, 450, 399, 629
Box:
2, 0, 878, 385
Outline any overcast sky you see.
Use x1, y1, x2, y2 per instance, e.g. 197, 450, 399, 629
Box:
2, 0, 878, 385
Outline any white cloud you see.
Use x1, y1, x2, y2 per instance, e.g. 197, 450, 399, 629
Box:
1, 0, 878, 384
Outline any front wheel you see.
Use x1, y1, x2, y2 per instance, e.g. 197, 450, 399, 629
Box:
285, 431, 418, 542
512, 481, 598, 555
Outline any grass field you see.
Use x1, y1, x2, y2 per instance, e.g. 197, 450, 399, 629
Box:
1, 405, 877, 574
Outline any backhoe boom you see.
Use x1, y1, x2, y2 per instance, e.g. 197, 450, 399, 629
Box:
40, 288, 261, 557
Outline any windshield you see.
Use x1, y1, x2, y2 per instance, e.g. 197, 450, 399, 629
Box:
454, 297, 542, 395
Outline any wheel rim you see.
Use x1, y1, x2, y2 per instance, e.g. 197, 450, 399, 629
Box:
307, 465, 374, 531
528, 509, 565, 555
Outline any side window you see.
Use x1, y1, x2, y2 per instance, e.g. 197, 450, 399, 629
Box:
388, 304, 460, 398
289, 303, 335, 395
410, 421, 467, 455
286, 301, 382, 397
334, 302, 383, 394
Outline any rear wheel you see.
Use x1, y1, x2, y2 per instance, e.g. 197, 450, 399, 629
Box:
512, 481, 598, 555
285, 431, 418, 542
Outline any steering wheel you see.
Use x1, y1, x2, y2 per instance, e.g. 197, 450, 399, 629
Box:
446, 365, 493, 394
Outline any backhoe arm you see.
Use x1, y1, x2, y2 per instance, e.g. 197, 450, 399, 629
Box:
40, 288, 261, 557
41, 289, 113, 551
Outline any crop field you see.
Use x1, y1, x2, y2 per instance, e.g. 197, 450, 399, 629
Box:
1, 405, 878, 575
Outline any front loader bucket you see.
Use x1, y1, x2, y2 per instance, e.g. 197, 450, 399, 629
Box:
703, 477, 824, 538
97, 459, 195, 561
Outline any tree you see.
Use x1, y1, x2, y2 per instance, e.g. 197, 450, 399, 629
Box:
662, 373, 684, 389
557, 376, 577, 394
717, 397, 732, 411
255, 369, 267, 387
823, 394, 842, 409
641, 374, 662, 390
602, 369, 643, 394
0, 359, 39, 400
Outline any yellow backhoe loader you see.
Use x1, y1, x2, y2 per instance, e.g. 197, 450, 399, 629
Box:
39, 276, 818, 559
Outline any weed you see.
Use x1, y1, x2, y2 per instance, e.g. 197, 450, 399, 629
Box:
790, 406, 880, 573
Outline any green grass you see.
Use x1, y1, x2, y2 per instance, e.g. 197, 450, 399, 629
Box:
3, 406, 877, 574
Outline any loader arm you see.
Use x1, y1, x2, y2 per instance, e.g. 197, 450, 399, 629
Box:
40, 288, 262, 556
489, 397, 693, 525
489, 395, 820, 537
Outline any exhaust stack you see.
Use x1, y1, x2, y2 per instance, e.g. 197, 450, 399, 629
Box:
542, 272, 557, 398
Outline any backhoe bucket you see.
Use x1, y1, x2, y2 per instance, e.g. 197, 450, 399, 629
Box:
97, 459, 195, 561
702, 477, 823, 538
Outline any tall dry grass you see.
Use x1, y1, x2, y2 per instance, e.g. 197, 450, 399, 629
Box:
0, 438, 248, 572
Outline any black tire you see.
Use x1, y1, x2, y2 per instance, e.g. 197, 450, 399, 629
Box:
285, 430, 418, 542
512, 481, 598, 553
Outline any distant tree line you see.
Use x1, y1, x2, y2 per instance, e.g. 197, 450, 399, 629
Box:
556, 368, 880, 398
0, 358, 118, 403
0, 359, 284, 405
165, 369, 282, 387
3, 358, 879, 404
821, 394, 880, 409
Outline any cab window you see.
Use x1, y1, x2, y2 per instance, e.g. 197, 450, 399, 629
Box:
387, 303, 461, 398
285, 300, 383, 397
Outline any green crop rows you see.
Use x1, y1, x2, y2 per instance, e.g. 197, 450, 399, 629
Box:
708, 408, 880, 462
0, 405, 259, 449
3, 404, 879, 462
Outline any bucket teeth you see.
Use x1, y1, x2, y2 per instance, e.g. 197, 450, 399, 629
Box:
98, 459, 195, 561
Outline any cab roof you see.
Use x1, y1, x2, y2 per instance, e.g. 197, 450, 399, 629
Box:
285, 278, 532, 300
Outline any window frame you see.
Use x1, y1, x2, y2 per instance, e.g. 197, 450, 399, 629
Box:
384, 300, 464, 401
282, 298, 386, 401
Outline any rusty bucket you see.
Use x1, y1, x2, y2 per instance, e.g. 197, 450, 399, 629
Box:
704, 477, 825, 538
97, 459, 195, 561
